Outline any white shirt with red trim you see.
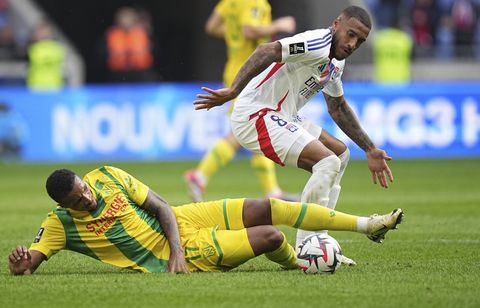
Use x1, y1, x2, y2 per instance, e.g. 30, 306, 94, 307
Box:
231, 28, 345, 121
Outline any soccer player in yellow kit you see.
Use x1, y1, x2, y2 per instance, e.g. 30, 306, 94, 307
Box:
184, 0, 296, 202
8, 166, 403, 275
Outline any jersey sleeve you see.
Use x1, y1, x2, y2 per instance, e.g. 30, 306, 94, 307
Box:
29, 212, 66, 259
279, 30, 331, 64
103, 166, 149, 206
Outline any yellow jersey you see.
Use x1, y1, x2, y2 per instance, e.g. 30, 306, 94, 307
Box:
30, 166, 170, 273
215, 0, 272, 86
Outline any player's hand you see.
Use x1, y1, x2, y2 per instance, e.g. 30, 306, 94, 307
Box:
8, 245, 32, 275
194, 87, 237, 110
167, 250, 190, 274
366, 148, 393, 188
273, 16, 296, 34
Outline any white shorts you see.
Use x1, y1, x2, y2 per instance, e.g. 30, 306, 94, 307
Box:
230, 111, 322, 167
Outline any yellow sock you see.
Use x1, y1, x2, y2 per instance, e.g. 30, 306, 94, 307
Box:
264, 231, 298, 269
270, 198, 358, 232
198, 139, 236, 179
251, 154, 281, 195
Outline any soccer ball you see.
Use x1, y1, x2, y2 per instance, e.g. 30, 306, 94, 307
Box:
296, 233, 342, 274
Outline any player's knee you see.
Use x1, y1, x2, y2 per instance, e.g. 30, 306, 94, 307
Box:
312, 155, 341, 173
264, 226, 284, 251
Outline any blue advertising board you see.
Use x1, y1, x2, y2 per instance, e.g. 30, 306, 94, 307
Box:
0, 82, 479, 162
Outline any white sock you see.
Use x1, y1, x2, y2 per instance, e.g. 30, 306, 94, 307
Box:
295, 155, 340, 250
322, 149, 349, 235
357, 217, 369, 233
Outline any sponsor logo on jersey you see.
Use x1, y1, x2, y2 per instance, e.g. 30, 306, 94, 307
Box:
289, 43, 305, 54
85, 194, 128, 236
33, 228, 44, 243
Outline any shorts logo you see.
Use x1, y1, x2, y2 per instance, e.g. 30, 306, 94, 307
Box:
285, 123, 298, 132
202, 246, 216, 258
271, 115, 298, 132
289, 43, 305, 54
33, 228, 44, 243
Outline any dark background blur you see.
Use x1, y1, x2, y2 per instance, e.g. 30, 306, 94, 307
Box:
33, 0, 306, 83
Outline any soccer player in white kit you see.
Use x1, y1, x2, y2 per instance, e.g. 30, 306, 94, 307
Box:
194, 6, 394, 266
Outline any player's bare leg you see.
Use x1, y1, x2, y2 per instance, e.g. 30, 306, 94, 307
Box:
246, 225, 297, 269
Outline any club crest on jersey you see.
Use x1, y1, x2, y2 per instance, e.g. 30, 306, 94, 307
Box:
289, 43, 305, 54
33, 228, 44, 243
332, 66, 341, 78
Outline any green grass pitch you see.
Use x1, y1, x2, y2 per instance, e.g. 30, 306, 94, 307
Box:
1, 158, 479, 307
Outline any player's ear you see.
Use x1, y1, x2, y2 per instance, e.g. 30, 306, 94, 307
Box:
331, 16, 341, 32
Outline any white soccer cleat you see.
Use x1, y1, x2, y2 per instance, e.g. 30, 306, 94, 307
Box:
184, 170, 205, 202
366, 208, 404, 243
340, 254, 357, 266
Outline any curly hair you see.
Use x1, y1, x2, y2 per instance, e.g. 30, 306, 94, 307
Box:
45, 169, 76, 204
342, 6, 371, 29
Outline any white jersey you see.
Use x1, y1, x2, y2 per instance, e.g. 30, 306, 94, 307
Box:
231, 28, 345, 121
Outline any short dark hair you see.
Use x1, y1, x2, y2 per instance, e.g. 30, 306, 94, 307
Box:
342, 6, 371, 29
46, 169, 76, 203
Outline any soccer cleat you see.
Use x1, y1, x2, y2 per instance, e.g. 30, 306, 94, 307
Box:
340, 255, 357, 266
184, 170, 205, 202
366, 208, 404, 243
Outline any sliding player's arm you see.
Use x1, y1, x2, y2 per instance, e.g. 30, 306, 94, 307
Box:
142, 190, 189, 273
8, 245, 46, 275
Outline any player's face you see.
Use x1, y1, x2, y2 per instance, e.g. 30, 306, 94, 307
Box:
331, 16, 370, 60
60, 176, 97, 211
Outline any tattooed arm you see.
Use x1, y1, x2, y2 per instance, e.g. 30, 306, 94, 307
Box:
324, 93, 394, 188
193, 41, 282, 110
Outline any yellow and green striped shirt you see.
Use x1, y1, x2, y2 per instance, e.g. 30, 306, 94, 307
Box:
215, 0, 272, 86
30, 166, 170, 273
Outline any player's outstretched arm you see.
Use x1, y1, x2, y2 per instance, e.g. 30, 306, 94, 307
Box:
142, 190, 189, 274
243, 16, 296, 39
205, 10, 225, 39
324, 93, 393, 188
194, 41, 282, 110
8, 245, 45, 275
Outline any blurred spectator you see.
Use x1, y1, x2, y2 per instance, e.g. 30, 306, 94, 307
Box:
410, 0, 442, 58
368, 0, 405, 29
0, 102, 26, 159
373, 17, 413, 83
0, 0, 21, 60
449, 0, 479, 58
26, 21, 65, 90
100, 7, 159, 83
